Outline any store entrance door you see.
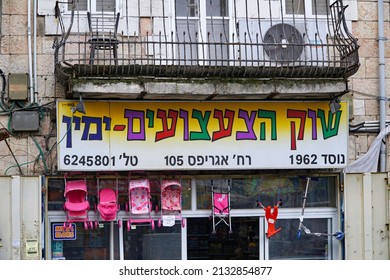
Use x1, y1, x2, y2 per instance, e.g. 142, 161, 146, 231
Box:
187, 217, 259, 260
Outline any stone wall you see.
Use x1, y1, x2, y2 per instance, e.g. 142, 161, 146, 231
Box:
348, 0, 390, 171
0, 1, 62, 175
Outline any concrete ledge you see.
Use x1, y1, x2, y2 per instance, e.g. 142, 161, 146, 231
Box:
69, 77, 348, 100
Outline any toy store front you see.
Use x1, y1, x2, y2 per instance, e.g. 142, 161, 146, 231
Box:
46, 100, 348, 260
46, 175, 340, 260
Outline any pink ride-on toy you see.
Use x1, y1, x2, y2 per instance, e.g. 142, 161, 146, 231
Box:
158, 180, 186, 228
125, 178, 155, 231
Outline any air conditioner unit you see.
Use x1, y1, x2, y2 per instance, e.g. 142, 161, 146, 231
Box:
238, 19, 328, 66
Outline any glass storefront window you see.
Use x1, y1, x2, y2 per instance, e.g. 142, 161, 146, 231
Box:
48, 178, 65, 211
47, 175, 338, 260
187, 217, 259, 260
149, 178, 192, 211
196, 176, 336, 209
180, 179, 192, 210
51, 222, 119, 260
268, 218, 329, 260
48, 177, 192, 211
123, 223, 182, 260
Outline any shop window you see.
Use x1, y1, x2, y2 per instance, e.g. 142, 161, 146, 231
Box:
48, 176, 192, 211
180, 179, 192, 210
123, 223, 182, 260
149, 178, 192, 211
47, 177, 98, 210
268, 218, 330, 260
187, 217, 259, 260
48, 178, 65, 211
196, 176, 336, 210
51, 222, 119, 260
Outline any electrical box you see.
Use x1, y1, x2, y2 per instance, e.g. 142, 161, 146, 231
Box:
11, 111, 40, 132
8, 73, 29, 100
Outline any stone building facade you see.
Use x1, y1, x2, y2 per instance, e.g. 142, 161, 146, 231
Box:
0, 0, 388, 260
1, 0, 384, 176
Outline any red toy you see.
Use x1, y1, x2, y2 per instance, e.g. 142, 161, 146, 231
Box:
257, 199, 282, 238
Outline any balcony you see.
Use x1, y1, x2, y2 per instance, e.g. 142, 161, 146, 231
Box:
52, 0, 359, 100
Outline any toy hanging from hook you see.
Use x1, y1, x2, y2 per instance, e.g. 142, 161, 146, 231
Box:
297, 177, 344, 240
257, 199, 282, 238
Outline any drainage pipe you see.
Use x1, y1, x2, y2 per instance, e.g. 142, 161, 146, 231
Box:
378, 0, 387, 171
33, 0, 38, 104
27, 0, 34, 104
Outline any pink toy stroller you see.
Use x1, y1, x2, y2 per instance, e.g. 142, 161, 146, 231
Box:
63, 175, 92, 230
211, 179, 232, 234
158, 180, 186, 228
126, 178, 155, 231
96, 175, 121, 227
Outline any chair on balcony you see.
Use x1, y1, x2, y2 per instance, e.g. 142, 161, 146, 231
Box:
87, 12, 120, 65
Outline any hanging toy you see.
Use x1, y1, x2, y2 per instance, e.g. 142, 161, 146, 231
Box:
297, 177, 344, 240
257, 199, 282, 238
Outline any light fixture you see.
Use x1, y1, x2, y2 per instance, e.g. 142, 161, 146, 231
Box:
71, 94, 86, 114
0, 127, 23, 174
329, 98, 341, 114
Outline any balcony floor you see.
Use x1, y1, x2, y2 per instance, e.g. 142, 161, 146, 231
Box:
62, 69, 348, 101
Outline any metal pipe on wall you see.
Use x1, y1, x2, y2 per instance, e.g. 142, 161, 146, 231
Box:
33, 0, 38, 104
378, 0, 387, 171
27, 0, 34, 104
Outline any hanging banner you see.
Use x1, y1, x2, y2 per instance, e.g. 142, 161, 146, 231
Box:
57, 101, 348, 171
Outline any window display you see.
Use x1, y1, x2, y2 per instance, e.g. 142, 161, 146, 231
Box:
47, 175, 339, 260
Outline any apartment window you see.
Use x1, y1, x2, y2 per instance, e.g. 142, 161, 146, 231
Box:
176, 0, 228, 17
175, 0, 230, 65
311, 0, 329, 15
69, 0, 116, 12
206, 0, 228, 17
285, 0, 329, 16
176, 0, 198, 17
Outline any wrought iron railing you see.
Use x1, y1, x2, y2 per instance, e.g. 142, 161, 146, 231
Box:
53, 0, 359, 81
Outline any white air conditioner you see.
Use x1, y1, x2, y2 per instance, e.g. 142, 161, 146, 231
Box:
238, 19, 329, 66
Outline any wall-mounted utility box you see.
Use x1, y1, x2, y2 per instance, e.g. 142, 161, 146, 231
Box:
8, 73, 29, 101
11, 111, 40, 132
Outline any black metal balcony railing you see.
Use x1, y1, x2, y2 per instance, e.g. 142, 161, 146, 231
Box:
54, 0, 359, 82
